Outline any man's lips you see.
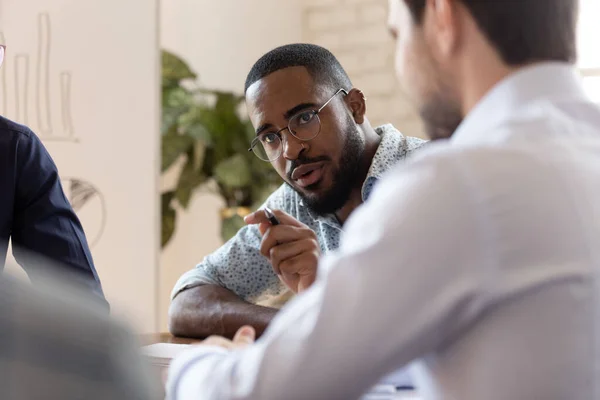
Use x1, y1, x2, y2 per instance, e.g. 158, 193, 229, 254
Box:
291, 161, 326, 180
291, 162, 326, 188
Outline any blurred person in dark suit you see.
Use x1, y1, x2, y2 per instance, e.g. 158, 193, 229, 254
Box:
0, 44, 106, 306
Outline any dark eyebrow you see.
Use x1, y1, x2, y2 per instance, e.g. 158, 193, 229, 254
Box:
255, 102, 318, 136
256, 123, 273, 136
284, 103, 317, 120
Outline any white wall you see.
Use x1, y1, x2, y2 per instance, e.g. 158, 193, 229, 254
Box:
160, 0, 303, 329
0, 0, 160, 332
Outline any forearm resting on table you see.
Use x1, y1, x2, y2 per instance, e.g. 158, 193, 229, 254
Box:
168, 284, 278, 339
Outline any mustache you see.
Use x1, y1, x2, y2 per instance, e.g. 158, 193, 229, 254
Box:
286, 155, 330, 181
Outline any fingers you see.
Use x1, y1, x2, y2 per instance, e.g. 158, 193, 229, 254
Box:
244, 209, 270, 225
269, 238, 318, 275
257, 221, 271, 236
296, 273, 318, 294
259, 225, 317, 258
233, 325, 256, 346
202, 335, 236, 349
277, 252, 319, 293
201, 326, 256, 351
278, 250, 319, 277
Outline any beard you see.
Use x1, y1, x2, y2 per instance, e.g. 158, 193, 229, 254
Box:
288, 117, 365, 215
420, 88, 463, 141
404, 37, 463, 141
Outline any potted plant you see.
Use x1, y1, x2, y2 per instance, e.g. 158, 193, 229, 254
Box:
161, 50, 282, 247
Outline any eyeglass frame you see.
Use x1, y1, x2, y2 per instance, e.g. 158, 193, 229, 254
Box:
0, 45, 5, 68
248, 88, 349, 161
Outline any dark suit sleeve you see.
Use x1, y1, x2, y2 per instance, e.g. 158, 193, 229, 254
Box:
11, 131, 108, 308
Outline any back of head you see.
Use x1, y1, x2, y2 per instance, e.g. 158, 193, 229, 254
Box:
244, 43, 353, 93
404, 0, 579, 65
391, 0, 579, 140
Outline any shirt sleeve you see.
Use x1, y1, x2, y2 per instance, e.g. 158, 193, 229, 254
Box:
10, 130, 107, 307
166, 147, 492, 400
170, 185, 293, 302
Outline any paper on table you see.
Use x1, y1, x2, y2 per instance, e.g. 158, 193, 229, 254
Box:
141, 343, 191, 366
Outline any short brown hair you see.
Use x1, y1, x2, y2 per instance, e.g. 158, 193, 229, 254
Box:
403, 0, 579, 65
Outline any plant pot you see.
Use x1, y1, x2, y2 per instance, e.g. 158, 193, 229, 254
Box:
220, 206, 251, 242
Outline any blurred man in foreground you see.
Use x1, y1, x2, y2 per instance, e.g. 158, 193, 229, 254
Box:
168, 0, 600, 399
0, 259, 159, 400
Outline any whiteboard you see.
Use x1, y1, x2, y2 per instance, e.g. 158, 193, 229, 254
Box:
0, 0, 160, 332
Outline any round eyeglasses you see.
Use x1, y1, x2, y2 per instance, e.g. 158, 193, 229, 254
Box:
0, 45, 5, 68
248, 88, 348, 162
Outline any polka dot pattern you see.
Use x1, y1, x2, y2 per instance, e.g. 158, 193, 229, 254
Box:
172, 125, 427, 304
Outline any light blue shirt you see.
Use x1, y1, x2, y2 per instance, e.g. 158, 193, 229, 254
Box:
171, 124, 426, 304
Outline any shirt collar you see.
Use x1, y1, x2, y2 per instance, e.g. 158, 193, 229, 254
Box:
452, 62, 588, 146
301, 124, 409, 224
361, 124, 407, 201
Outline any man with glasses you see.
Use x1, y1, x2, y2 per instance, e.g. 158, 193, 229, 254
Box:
0, 44, 107, 307
169, 43, 426, 338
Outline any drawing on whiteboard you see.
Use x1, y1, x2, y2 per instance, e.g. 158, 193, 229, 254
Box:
37, 12, 53, 137
14, 54, 30, 125
62, 178, 107, 248
0, 32, 6, 116
60, 72, 75, 136
0, 12, 78, 142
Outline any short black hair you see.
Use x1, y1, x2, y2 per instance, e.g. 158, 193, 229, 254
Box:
404, 0, 578, 65
244, 43, 352, 93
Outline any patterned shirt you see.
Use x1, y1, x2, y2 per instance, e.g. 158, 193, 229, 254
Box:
171, 125, 426, 306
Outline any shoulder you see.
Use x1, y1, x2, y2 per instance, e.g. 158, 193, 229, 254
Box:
377, 138, 524, 209
0, 116, 36, 141
367, 124, 428, 179
375, 124, 428, 157
376, 141, 469, 199
0, 117, 44, 155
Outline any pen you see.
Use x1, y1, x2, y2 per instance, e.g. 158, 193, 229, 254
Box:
264, 207, 280, 225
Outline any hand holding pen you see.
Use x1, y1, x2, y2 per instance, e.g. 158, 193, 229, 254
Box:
244, 207, 321, 293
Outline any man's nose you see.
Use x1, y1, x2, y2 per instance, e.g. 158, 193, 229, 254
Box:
282, 130, 307, 161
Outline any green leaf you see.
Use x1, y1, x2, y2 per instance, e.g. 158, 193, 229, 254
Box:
162, 86, 194, 135
162, 130, 194, 172
161, 191, 177, 247
214, 153, 252, 189
192, 141, 206, 170
162, 50, 197, 82
199, 93, 249, 160
160, 49, 283, 218
175, 152, 206, 208
163, 86, 193, 109
177, 108, 213, 145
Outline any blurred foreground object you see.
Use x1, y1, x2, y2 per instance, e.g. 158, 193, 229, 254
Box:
0, 259, 161, 400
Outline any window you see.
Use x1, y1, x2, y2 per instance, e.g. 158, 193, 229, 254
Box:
578, 0, 600, 102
